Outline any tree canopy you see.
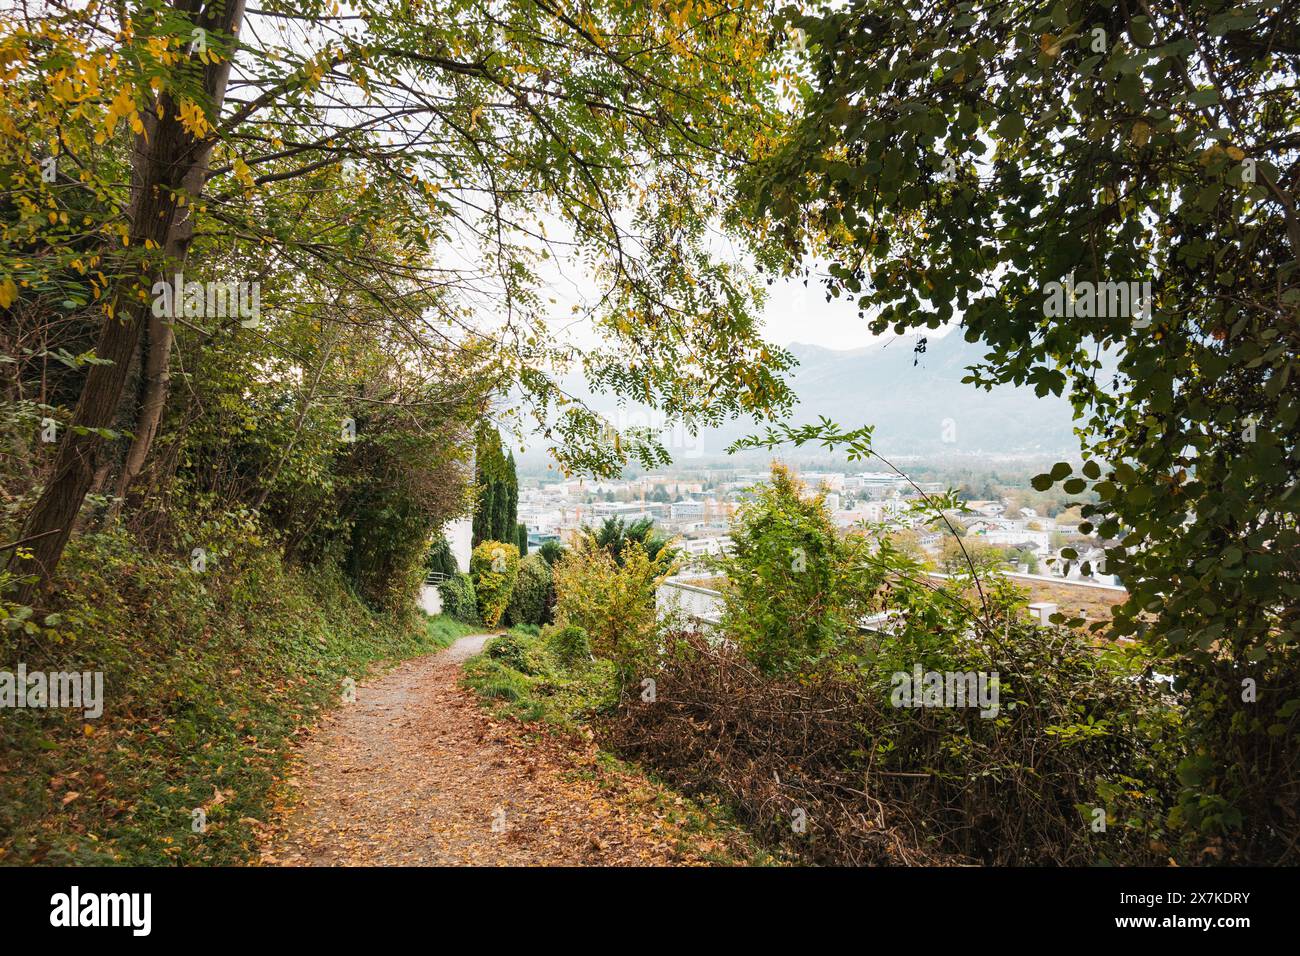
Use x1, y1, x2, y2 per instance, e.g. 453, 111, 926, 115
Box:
2, 0, 799, 595
744, 0, 1298, 856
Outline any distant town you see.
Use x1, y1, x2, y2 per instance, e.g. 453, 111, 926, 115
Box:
517, 465, 1118, 587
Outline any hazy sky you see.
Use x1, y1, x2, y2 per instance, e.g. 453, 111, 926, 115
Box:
761, 273, 883, 350
758, 272, 959, 351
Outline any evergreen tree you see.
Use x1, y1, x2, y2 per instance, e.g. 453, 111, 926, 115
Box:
505, 451, 519, 534
516, 522, 529, 556
425, 535, 458, 576
472, 473, 494, 548
472, 422, 508, 547
491, 477, 509, 541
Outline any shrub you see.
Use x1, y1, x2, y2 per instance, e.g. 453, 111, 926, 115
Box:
469, 540, 519, 627
543, 623, 592, 668
505, 552, 553, 628
437, 573, 479, 625
462, 624, 617, 730
425, 534, 459, 576
538, 540, 565, 566
553, 536, 676, 678
718, 463, 880, 674
485, 630, 551, 676
609, 622, 1179, 866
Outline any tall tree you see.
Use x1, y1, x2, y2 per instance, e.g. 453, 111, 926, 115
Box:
3, 0, 798, 595
503, 451, 519, 541
473, 421, 507, 546
8, 0, 247, 603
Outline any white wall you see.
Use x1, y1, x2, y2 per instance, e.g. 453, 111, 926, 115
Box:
446, 516, 473, 572
419, 585, 442, 615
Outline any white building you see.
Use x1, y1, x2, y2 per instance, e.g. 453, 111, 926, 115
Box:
968, 527, 1051, 551
445, 516, 473, 571
681, 535, 732, 558
834, 499, 905, 527
670, 499, 706, 520
590, 501, 668, 521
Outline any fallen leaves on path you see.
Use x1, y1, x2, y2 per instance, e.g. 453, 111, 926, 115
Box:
259, 634, 722, 866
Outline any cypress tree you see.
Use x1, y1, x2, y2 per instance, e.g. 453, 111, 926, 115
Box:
505, 451, 519, 535
472, 422, 503, 547
473, 480, 494, 547
491, 478, 508, 541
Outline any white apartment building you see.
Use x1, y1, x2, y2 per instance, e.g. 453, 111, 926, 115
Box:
681, 535, 732, 558
670, 499, 706, 520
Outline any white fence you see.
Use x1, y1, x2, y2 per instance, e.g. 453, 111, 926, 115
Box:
657, 570, 1127, 635
657, 579, 723, 627
656, 578, 894, 634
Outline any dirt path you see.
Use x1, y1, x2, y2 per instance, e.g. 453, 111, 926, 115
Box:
260, 633, 710, 866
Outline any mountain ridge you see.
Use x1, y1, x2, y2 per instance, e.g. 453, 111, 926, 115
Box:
520, 333, 1082, 464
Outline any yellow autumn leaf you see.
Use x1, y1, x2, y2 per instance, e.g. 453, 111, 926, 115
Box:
233, 156, 254, 188
177, 98, 211, 138
104, 83, 134, 134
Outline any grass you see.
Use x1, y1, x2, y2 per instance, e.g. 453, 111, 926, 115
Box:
422, 613, 480, 649
0, 527, 474, 866
462, 624, 619, 730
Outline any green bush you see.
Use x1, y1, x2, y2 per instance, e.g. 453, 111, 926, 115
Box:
538, 540, 566, 565
718, 463, 880, 675
485, 629, 551, 677
462, 626, 618, 730
437, 572, 479, 625
505, 552, 553, 628
470, 540, 520, 628
485, 631, 531, 671
544, 623, 592, 668
553, 536, 675, 679
425, 534, 459, 576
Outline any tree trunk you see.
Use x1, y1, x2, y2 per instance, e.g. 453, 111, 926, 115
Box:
10, 0, 246, 603
114, 0, 247, 511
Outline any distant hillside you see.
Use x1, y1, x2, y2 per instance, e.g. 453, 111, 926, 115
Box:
769, 335, 1082, 456
519, 332, 1085, 466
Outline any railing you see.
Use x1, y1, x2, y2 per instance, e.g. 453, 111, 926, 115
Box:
657, 578, 723, 626
423, 570, 449, 586
658, 577, 897, 635
925, 570, 1127, 593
